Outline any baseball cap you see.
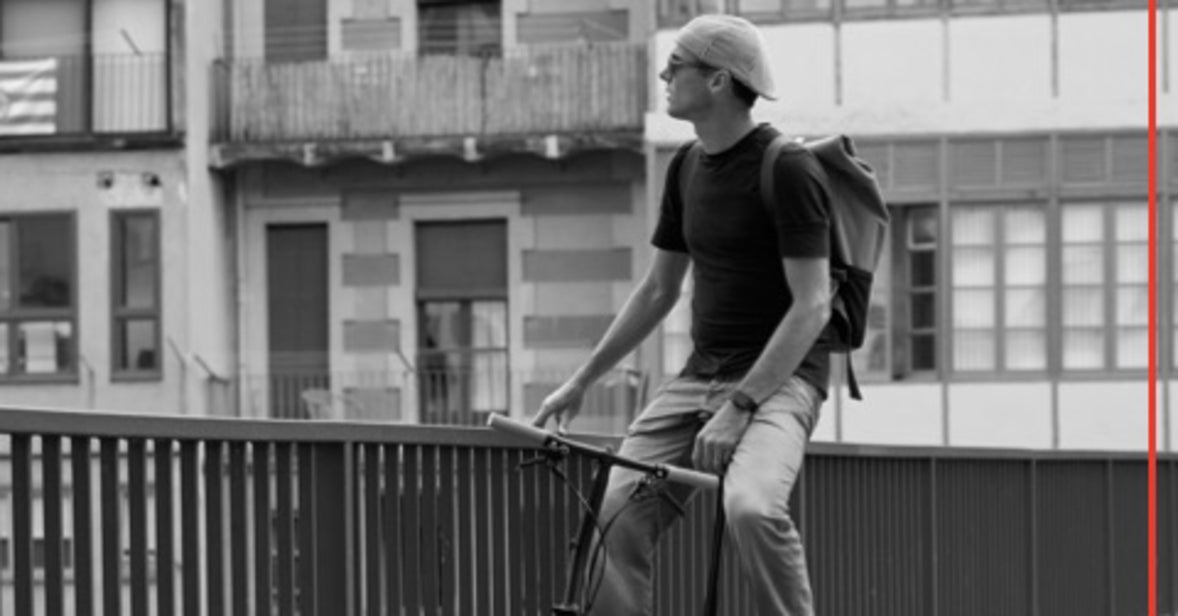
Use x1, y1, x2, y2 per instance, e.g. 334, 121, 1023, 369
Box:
673, 14, 776, 101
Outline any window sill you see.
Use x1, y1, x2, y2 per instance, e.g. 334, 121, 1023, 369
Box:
111, 372, 164, 384
0, 374, 80, 386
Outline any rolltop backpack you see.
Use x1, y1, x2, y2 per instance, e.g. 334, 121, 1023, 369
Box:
675, 133, 890, 400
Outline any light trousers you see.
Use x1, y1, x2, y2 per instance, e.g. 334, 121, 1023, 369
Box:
586, 375, 822, 616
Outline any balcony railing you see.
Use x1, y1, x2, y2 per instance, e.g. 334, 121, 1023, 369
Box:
213, 43, 647, 144
0, 406, 1171, 615
0, 54, 172, 141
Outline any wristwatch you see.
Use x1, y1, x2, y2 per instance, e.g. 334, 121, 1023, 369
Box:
730, 390, 759, 414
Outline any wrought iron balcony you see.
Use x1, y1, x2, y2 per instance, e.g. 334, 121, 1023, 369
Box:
210, 43, 648, 166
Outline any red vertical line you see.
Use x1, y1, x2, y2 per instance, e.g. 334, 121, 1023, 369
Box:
438, 447, 456, 616
420, 446, 439, 615
1149, 0, 1160, 609
72, 436, 94, 616
228, 442, 249, 614
364, 444, 382, 616
11, 435, 32, 616
179, 441, 200, 616
43, 436, 64, 616
383, 445, 403, 614
155, 439, 175, 616
253, 442, 273, 616
456, 448, 474, 616
274, 442, 294, 616
100, 438, 121, 616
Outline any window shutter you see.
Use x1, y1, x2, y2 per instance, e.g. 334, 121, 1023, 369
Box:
1060, 137, 1107, 184
416, 221, 507, 296
1110, 135, 1149, 183
893, 142, 940, 190
1000, 138, 1048, 186
952, 140, 998, 188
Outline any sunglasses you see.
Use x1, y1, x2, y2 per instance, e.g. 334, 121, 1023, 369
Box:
661, 57, 718, 80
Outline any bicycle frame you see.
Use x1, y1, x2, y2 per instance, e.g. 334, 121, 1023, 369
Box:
488, 415, 723, 616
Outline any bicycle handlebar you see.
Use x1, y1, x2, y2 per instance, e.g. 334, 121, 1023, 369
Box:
487, 414, 720, 491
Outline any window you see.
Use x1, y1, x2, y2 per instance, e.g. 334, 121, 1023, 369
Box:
1059, 202, 1147, 371
950, 205, 1048, 373
417, 0, 501, 56
893, 205, 940, 376
0, 214, 76, 378
415, 220, 509, 421
111, 211, 161, 377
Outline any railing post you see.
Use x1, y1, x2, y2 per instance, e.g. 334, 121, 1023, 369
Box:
312, 442, 355, 615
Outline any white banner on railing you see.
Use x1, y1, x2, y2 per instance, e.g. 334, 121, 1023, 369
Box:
0, 58, 57, 135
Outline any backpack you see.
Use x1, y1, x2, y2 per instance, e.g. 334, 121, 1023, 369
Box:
673, 133, 889, 400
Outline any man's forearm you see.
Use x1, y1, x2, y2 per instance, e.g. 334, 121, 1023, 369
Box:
736, 301, 830, 404
571, 283, 679, 388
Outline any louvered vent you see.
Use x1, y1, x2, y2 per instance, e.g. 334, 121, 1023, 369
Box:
893, 142, 940, 190
1110, 135, 1149, 183
952, 140, 998, 188
1000, 138, 1049, 186
1061, 137, 1107, 184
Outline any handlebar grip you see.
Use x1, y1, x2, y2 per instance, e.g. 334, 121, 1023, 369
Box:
487, 414, 554, 446
661, 465, 720, 491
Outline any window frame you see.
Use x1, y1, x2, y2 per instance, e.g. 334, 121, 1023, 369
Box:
109, 209, 163, 382
0, 212, 79, 383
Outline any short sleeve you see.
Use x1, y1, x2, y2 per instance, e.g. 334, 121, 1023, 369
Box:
651, 145, 691, 253
771, 149, 831, 259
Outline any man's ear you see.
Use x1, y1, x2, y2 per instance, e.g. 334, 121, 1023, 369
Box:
707, 70, 730, 94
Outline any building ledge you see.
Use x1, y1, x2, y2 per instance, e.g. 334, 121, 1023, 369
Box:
0, 132, 184, 155
209, 130, 645, 169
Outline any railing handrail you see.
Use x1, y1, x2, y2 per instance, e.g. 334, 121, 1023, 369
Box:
0, 406, 1170, 461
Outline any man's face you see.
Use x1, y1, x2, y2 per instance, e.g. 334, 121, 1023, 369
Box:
659, 46, 718, 120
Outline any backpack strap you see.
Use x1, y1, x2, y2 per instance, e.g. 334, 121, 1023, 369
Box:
759, 135, 862, 401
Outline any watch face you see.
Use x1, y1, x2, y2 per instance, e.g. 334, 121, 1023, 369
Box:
732, 392, 757, 412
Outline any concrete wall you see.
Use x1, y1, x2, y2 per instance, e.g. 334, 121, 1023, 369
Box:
648, 9, 1173, 142
0, 152, 188, 415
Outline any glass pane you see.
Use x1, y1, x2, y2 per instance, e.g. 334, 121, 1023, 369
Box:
18, 217, 72, 309
1006, 289, 1046, 327
1005, 330, 1046, 370
739, 0, 783, 11
421, 302, 463, 350
853, 327, 890, 375
1063, 328, 1104, 370
909, 209, 938, 246
0, 324, 7, 373
1005, 208, 1046, 245
1062, 246, 1104, 284
471, 350, 508, 413
118, 319, 158, 371
1114, 203, 1148, 241
911, 334, 936, 371
845, 0, 887, 9
1062, 288, 1104, 326
912, 292, 936, 328
18, 321, 72, 374
1116, 327, 1148, 368
954, 330, 995, 372
1005, 247, 1046, 285
952, 208, 994, 246
952, 247, 994, 286
1062, 205, 1103, 242
119, 216, 158, 310
911, 251, 936, 287
1115, 285, 1148, 326
0, 221, 9, 310
471, 301, 507, 348
953, 289, 994, 328
1115, 244, 1148, 284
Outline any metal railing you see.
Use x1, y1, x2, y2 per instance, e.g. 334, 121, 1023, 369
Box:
0, 406, 1172, 615
213, 42, 647, 143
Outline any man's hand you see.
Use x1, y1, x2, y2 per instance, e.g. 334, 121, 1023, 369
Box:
692, 404, 753, 475
531, 379, 588, 434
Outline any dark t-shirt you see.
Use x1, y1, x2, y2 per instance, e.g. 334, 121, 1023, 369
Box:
652, 124, 832, 397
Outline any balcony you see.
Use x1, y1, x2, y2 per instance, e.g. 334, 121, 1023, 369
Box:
0, 54, 175, 151
0, 406, 1170, 615
210, 43, 648, 167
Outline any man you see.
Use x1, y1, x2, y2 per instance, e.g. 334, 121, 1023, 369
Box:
531, 14, 832, 616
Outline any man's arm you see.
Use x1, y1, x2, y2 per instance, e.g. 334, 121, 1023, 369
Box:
693, 255, 830, 472
532, 249, 691, 430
